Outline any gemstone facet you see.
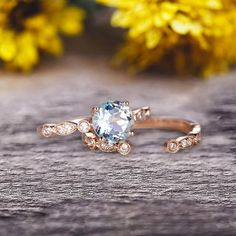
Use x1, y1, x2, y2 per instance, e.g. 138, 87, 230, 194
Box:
92, 101, 134, 144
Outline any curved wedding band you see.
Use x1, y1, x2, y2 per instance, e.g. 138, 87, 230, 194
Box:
37, 101, 201, 155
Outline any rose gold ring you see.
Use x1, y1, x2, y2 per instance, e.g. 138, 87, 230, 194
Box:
37, 100, 201, 155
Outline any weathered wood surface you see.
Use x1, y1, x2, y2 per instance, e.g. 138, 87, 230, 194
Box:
0, 28, 236, 236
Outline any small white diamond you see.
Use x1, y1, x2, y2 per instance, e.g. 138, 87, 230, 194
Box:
167, 141, 179, 153
181, 138, 193, 148
186, 138, 193, 146
55, 122, 76, 136
78, 120, 90, 133
42, 126, 53, 137
181, 139, 188, 148
118, 142, 131, 155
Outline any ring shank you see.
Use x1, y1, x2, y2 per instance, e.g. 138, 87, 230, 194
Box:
134, 117, 201, 135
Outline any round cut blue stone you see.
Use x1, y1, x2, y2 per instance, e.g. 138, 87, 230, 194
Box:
92, 101, 134, 144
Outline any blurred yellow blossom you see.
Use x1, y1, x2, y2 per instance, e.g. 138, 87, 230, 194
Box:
0, 0, 85, 71
98, 0, 236, 76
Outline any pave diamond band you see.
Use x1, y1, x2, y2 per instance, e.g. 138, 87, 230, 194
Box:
37, 101, 201, 155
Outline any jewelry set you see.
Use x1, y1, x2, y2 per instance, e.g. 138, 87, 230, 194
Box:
37, 101, 201, 155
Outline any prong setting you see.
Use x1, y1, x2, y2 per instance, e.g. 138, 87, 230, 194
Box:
91, 107, 99, 115
123, 101, 129, 106
129, 131, 134, 136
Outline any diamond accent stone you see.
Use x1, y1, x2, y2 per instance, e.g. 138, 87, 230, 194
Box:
180, 137, 193, 148
55, 122, 77, 136
92, 101, 134, 144
78, 120, 90, 133
186, 138, 193, 146
42, 125, 54, 137
167, 140, 179, 153
181, 139, 188, 148
118, 142, 131, 155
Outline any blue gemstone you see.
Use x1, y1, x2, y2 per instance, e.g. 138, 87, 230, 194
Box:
92, 101, 134, 144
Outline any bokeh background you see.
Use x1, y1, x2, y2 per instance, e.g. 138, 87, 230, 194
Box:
0, 1, 235, 236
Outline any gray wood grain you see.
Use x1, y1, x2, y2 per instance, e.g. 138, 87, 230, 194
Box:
0, 27, 235, 236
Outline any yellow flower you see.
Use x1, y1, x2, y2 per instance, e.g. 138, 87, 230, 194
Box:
0, 0, 85, 71
98, 0, 236, 76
